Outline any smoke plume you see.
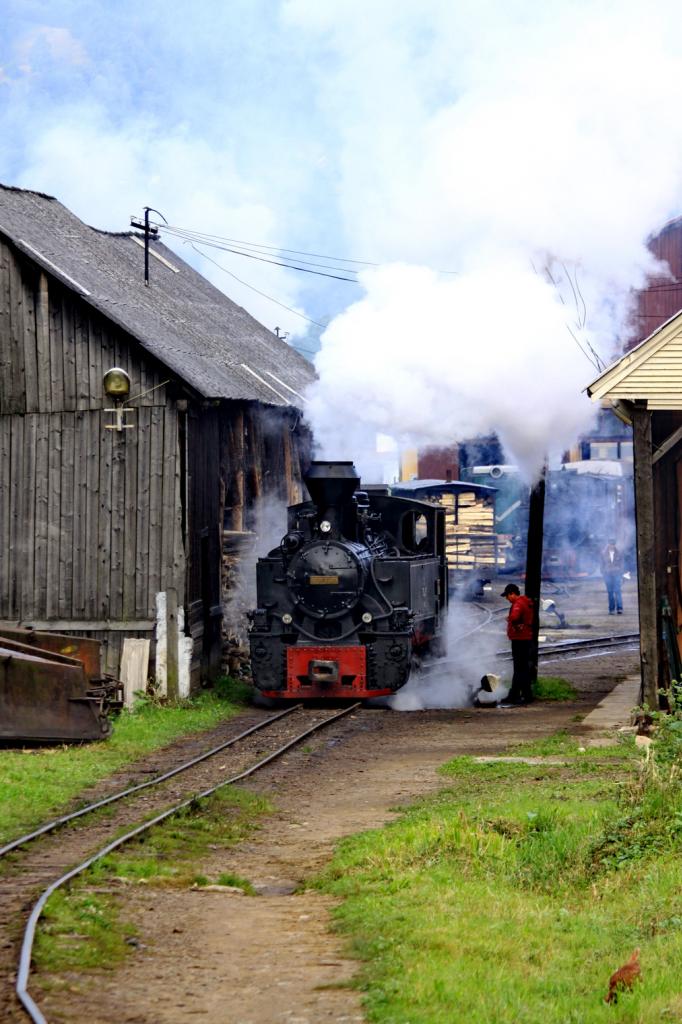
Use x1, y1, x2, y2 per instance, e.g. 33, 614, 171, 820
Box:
288, 0, 682, 478
389, 602, 507, 711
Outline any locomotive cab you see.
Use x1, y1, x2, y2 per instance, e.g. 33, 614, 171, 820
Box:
249, 461, 448, 700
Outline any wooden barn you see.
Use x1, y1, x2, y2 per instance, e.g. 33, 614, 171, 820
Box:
0, 184, 314, 694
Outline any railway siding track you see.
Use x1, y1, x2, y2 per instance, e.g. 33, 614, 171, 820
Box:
0, 705, 301, 860
1, 703, 362, 1024
535, 632, 639, 659
419, 632, 639, 678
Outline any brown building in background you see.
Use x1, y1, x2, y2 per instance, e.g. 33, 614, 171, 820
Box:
416, 444, 459, 481
630, 217, 682, 347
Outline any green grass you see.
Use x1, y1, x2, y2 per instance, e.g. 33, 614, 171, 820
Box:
533, 675, 578, 701
216, 872, 257, 894
35, 890, 137, 972
317, 729, 682, 1023
511, 729, 638, 759
0, 682, 248, 844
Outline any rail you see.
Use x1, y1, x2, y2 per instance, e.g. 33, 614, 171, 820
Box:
16, 702, 362, 1024
0, 704, 301, 860
419, 631, 639, 677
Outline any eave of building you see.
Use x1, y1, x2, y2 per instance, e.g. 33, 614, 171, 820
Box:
587, 307, 682, 409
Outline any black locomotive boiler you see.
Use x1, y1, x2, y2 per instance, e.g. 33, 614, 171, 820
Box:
249, 461, 448, 700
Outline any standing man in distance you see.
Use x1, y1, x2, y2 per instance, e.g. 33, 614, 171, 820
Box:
501, 583, 534, 706
600, 538, 624, 615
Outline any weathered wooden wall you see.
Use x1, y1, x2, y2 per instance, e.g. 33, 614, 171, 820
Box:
185, 405, 222, 687
651, 410, 682, 691
0, 236, 185, 674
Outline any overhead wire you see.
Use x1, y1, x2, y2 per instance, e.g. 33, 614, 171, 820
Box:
151, 220, 460, 276
172, 224, 605, 369
186, 241, 324, 355
157, 223, 379, 268
158, 225, 360, 282
533, 259, 602, 372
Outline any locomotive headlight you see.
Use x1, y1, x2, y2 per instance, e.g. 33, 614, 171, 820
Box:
319, 520, 332, 534
282, 613, 293, 625
361, 612, 373, 624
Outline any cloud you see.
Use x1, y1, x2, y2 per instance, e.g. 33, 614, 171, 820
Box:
5, 0, 682, 422
16, 25, 89, 74
307, 260, 594, 479
286, 0, 682, 477
0, 2, 333, 340
15, 106, 311, 336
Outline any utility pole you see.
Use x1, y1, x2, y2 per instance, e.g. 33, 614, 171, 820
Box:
525, 464, 547, 689
130, 207, 167, 286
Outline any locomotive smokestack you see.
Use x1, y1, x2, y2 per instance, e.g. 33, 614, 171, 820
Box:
304, 461, 360, 530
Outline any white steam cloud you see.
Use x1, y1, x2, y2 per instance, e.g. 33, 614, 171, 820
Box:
289, 0, 682, 478
389, 602, 507, 711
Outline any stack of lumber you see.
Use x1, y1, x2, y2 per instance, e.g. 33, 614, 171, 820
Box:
438, 491, 505, 570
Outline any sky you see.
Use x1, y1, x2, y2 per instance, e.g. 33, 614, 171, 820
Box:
4, 1, 682, 479
0, 0, 359, 352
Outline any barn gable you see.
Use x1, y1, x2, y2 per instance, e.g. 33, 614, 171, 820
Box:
0, 184, 314, 406
588, 309, 682, 408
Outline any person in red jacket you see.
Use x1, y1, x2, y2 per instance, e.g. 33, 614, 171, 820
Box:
501, 583, 535, 706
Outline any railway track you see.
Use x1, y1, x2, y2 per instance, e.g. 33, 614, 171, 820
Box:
537, 632, 639, 659
0, 704, 304, 860
419, 631, 639, 678
1, 703, 362, 1024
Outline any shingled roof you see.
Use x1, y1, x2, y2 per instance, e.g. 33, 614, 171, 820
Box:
0, 184, 315, 407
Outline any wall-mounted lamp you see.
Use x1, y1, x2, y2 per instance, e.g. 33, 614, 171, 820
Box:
103, 367, 134, 431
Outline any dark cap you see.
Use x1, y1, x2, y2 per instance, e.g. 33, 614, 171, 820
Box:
501, 583, 520, 597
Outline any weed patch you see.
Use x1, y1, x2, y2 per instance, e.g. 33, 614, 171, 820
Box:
34, 784, 267, 976
216, 872, 257, 894
533, 675, 578, 701
35, 890, 136, 973
319, 718, 682, 1023
91, 786, 270, 887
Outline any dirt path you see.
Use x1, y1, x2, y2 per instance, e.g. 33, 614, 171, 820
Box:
35, 696, 611, 1024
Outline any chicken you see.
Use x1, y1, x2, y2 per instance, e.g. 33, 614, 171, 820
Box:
605, 948, 641, 1004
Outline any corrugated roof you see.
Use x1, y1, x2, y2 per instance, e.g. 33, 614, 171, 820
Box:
0, 184, 315, 406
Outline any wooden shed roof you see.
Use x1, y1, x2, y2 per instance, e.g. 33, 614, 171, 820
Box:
0, 184, 314, 407
587, 307, 682, 409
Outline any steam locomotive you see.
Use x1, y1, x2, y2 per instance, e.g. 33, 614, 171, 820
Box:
249, 461, 448, 700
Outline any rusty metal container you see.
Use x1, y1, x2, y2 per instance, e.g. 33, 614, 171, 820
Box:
0, 628, 103, 680
0, 634, 121, 743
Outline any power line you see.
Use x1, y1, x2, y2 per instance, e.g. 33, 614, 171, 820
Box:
161, 224, 362, 276
151, 220, 459, 277
534, 259, 603, 372
159, 223, 378, 268
161, 226, 360, 282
